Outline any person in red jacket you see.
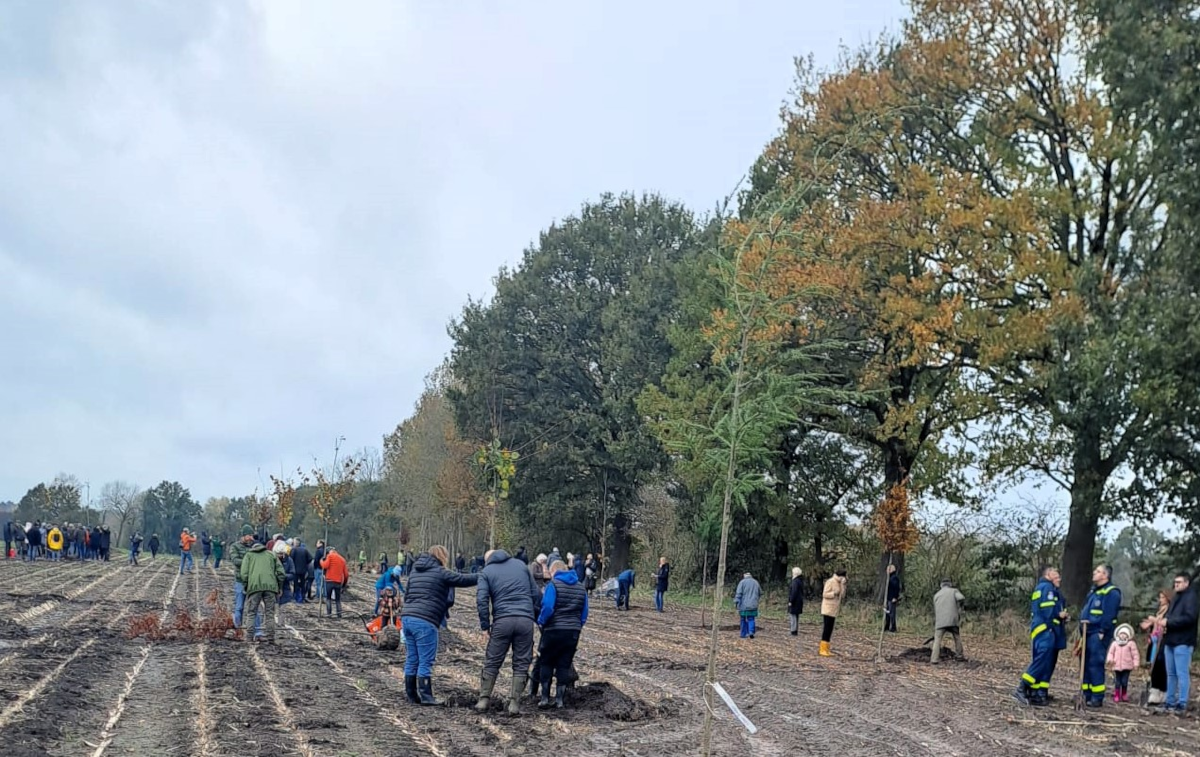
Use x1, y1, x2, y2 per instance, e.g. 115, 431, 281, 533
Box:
320, 547, 350, 618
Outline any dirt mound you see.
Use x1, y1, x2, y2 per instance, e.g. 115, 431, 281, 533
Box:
572, 682, 675, 721
893, 646, 963, 662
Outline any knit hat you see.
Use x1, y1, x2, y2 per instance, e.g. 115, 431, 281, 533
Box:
241, 525, 253, 537
1115, 623, 1135, 642
792, 567, 802, 578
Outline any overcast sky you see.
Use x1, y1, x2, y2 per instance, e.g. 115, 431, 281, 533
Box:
0, 0, 906, 504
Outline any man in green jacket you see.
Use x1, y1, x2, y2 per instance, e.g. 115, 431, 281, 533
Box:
238, 542, 284, 644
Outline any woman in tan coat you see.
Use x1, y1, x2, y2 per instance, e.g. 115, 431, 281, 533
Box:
820, 570, 847, 656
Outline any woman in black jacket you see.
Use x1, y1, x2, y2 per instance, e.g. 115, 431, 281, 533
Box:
399, 545, 478, 705
788, 568, 805, 636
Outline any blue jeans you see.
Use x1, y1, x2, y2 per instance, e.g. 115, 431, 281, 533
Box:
655, 589, 665, 612
1165, 644, 1194, 709
402, 617, 439, 677
616, 580, 630, 609
739, 614, 757, 637
26, 544, 37, 561
233, 581, 246, 627
180, 552, 194, 574
314, 569, 325, 599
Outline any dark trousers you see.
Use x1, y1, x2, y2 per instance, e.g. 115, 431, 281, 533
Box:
821, 615, 836, 642
325, 585, 343, 617
884, 601, 898, 632
1114, 669, 1131, 690
481, 616, 534, 678
538, 629, 581, 686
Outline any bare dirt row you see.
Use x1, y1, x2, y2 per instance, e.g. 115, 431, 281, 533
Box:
1, 560, 1196, 756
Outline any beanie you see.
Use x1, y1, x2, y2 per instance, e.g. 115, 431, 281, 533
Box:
241, 525, 254, 537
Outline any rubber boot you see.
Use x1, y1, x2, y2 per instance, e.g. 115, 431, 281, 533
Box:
819, 641, 833, 657
404, 675, 419, 704
509, 673, 526, 715
417, 676, 441, 706
538, 676, 552, 709
475, 673, 496, 712
554, 682, 566, 709
528, 669, 540, 699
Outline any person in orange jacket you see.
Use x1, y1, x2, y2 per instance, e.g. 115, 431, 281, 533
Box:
320, 546, 350, 618
179, 529, 197, 574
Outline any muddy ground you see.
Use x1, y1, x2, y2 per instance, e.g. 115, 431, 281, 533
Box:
0, 559, 1195, 756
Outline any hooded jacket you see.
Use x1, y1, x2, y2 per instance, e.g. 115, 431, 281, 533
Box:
538, 570, 588, 631
400, 552, 479, 627
1106, 626, 1141, 671
228, 537, 254, 572
476, 549, 541, 630
239, 544, 284, 595
822, 576, 846, 617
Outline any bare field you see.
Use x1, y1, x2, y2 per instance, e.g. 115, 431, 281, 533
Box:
0, 559, 1194, 756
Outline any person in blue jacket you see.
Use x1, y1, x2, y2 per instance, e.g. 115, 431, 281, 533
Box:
1015, 566, 1067, 706
537, 559, 588, 708
616, 568, 635, 611
1079, 565, 1122, 707
374, 565, 405, 615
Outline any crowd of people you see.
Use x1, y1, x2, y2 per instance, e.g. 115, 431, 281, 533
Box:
3, 520, 119, 561
5, 516, 1196, 718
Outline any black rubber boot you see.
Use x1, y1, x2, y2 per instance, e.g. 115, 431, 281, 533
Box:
418, 676, 441, 706
404, 675, 419, 704
476, 673, 497, 712
554, 682, 565, 709
538, 677, 551, 709
509, 673, 526, 715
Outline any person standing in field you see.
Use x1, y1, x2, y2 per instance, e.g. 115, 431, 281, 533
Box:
930, 579, 965, 664
1160, 572, 1197, 716
128, 532, 143, 566
884, 563, 902, 633
1106, 623, 1140, 703
1141, 590, 1170, 705
788, 568, 805, 636
585, 554, 599, 596
1080, 565, 1122, 708
654, 557, 671, 613
289, 539, 310, 603
1014, 566, 1065, 706
735, 572, 762, 639
820, 570, 847, 657
320, 546, 350, 619
400, 545, 478, 705
212, 535, 224, 569
148, 533, 160, 559
239, 539, 284, 644
200, 531, 212, 567
228, 526, 256, 629
311, 540, 326, 601
179, 529, 196, 574
475, 548, 541, 714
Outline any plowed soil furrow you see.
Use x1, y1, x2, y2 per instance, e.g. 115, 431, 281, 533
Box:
0, 561, 176, 755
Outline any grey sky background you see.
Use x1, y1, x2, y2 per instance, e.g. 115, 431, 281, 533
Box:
0, 0, 908, 504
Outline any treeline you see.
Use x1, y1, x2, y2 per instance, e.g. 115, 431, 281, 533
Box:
10, 1, 1198, 612
399, 0, 1200, 609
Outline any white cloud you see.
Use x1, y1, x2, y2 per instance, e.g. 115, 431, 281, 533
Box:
0, 0, 904, 502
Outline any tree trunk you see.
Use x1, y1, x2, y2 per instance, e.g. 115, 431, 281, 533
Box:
877, 445, 914, 599
1062, 431, 1106, 608
610, 512, 632, 572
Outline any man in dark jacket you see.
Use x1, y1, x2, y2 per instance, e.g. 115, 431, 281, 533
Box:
1161, 573, 1198, 715
788, 567, 805, 635
400, 548, 478, 705
290, 540, 311, 603
3, 521, 11, 560
885, 564, 902, 632
654, 557, 671, 613
311, 541, 326, 601
455, 553, 466, 572
475, 548, 542, 714
148, 533, 160, 559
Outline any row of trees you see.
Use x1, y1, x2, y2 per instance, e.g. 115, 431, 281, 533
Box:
431, 0, 1200, 609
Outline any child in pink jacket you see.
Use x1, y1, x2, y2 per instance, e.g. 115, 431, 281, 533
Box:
1106, 623, 1141, 702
